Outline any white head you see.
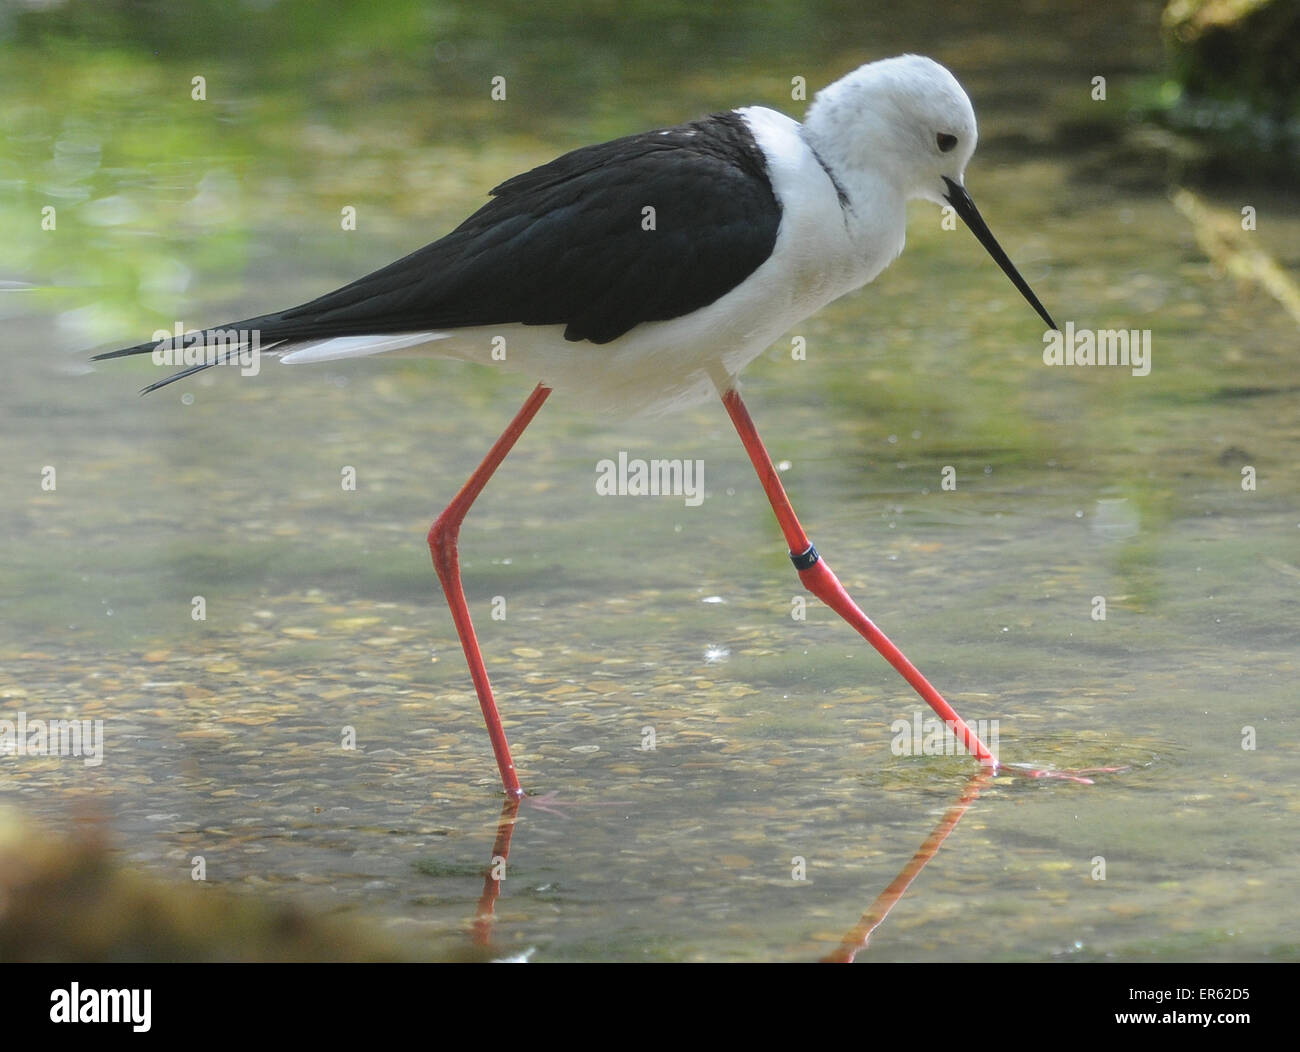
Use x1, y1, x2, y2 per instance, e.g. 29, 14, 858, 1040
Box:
802, 55, 1056, 330
803, 54, 977, 204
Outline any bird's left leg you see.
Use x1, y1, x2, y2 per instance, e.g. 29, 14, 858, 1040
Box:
429, 382, 552, 798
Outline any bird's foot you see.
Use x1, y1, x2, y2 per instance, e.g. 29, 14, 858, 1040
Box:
999, 762, 1130, 786
518, 789, 632, 817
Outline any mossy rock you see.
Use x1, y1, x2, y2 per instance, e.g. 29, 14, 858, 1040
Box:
1163, 0, 1300, 118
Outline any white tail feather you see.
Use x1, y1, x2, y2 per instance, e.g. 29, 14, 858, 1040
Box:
279, 331, 449, 364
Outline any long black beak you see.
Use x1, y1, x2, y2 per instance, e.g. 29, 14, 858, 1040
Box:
942, 176, 1056, 331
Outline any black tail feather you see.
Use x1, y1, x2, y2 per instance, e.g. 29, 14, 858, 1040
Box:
92, 316, 288, 394
138, 359, 224, 395
91, 337, 164, 362
91, 312, 284, 361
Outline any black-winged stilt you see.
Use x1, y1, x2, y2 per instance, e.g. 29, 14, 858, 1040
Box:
96, 54, 1058, 799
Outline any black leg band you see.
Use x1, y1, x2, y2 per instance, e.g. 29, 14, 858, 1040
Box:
790, 544, 820, 570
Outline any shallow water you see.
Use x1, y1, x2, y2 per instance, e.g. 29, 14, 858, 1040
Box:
2, 2, 1298, 961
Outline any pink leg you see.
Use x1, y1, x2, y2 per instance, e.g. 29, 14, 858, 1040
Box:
721, 388, 997, 765
429, 383, 552, 798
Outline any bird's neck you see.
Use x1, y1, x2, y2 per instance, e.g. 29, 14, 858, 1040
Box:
801, 125, 908, 280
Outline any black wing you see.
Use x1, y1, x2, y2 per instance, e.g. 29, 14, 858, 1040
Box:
96, 111, 781, 387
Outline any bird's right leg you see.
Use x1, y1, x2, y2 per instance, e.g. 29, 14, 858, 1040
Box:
719, 388, 1127, 783
719, 386, 998, 764
428, 382, 552, 798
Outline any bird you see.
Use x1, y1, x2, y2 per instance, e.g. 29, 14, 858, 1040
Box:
96, 54, 1058, 800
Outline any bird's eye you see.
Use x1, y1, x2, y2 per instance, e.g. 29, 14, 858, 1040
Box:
937, 133, 957, 153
